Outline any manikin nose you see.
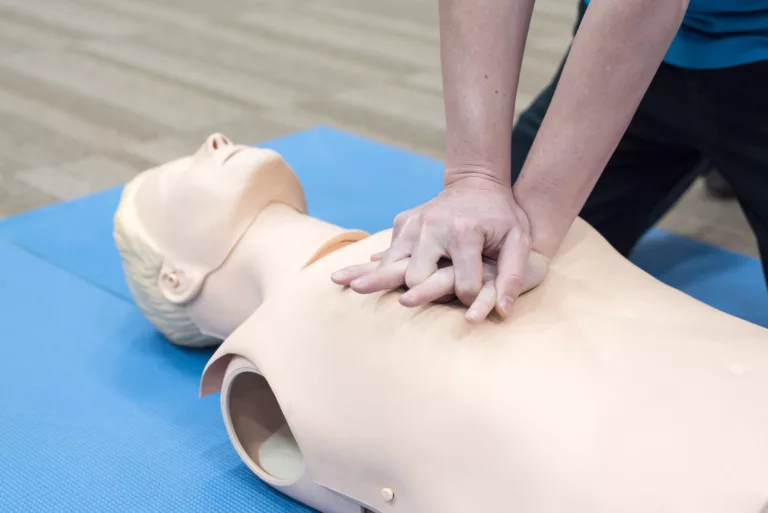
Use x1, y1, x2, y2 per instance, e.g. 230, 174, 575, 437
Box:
203, 132, 244, 164
207, 133, 232, 151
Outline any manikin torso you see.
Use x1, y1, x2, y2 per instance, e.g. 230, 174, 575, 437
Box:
121, 135, 768, 513
203, 223, 768, 513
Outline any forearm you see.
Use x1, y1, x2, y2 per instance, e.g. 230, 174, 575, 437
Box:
513, 0, 689, 257
440, 0, 535, 186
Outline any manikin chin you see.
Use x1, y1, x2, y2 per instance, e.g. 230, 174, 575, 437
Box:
114, 133, 768, 513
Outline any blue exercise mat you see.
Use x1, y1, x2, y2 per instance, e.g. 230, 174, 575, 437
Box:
0, 126, 766, 511
0, 241, 312, 512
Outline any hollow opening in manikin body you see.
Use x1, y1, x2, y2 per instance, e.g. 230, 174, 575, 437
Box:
227, 371, 304, 482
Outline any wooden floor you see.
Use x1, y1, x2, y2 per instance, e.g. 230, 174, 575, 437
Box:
0, 0, 757, 256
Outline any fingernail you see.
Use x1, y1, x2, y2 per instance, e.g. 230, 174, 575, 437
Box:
500, 296, 514, 315
331, 271, 346, 280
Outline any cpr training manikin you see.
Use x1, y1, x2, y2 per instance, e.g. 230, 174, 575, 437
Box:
113, 134, 768, 513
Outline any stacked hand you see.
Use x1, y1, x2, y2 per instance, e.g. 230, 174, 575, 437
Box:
332, 175, 549, 322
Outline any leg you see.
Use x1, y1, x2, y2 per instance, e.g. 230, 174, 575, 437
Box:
696, 61, 768, 285
578, 126, 706, 256
579, 61, 713, 255
704, 169, 735, 199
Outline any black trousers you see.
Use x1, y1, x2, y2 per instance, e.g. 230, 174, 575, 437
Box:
511, 2, 768, 282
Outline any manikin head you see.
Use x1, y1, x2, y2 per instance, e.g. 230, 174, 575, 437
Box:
113, 133, 307, 347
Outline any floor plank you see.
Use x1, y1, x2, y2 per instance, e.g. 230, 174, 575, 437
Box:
0, 0, 756, 256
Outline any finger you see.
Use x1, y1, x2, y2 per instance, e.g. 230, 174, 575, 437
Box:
447, 229, 485, 307
399, 267, 455, 307
404, 227, 445, 289
370, 252, 385, 262
380, 213, 420, 266
378, 238, 413, 268
350, 259, 409, 294
482, 258, 498, 282
390, 209, 412, 241
331, 262, 379, 285
465, 281, 497, 323
495, 227, 531, 318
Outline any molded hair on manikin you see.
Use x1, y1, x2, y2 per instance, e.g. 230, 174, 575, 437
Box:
113, 171, 221, 348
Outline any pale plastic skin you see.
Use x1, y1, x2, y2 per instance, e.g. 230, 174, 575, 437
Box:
120, 135, 768, 513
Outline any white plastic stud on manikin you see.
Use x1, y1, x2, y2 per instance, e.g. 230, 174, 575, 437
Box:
381, 488, 394, 502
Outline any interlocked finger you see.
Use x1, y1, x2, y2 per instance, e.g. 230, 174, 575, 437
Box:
331, 261, 379, 286
349, 259, 409, 294
399, 266, 456, 307
447, 230, 485, 307
379, 212, 421, 267
465, 281, 497, 323
495, 226, 531, 317
404, 225, 446, 289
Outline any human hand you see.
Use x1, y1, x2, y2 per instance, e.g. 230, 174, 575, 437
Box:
332, 175, 549, 321
333, 254, 501, 322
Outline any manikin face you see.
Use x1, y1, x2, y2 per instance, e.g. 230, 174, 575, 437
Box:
133, 133, 306, 306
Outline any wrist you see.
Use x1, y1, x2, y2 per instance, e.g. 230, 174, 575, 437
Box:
513, 179, 575, 259
444, 162, 510, 188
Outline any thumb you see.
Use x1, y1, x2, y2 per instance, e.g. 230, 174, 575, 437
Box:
494, 228, 531, 318
521, 251, 549, 294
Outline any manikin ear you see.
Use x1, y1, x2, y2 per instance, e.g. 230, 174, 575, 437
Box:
157, 261, 206, 305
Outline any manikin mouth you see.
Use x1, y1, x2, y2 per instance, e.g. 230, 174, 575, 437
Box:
221, 146, 246, 165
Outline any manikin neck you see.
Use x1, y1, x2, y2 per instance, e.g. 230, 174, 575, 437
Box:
188, 203, 362, 340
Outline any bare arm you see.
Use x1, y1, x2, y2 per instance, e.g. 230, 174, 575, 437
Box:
440, 0, 536, 186
335, 0, 689, 320
513, 0, 689, 257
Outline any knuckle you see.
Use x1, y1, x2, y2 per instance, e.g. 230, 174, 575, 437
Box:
455, 281, 481, 299
506, 225, 531, 248
420, 210, 443, 227
449, 217, 478, 239
393, 212, 410, 229
404, 266, 428, 289
404, 274, 424, 290
504, 274, 525, 293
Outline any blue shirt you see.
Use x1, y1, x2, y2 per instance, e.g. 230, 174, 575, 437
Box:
584, 0, 768, 69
